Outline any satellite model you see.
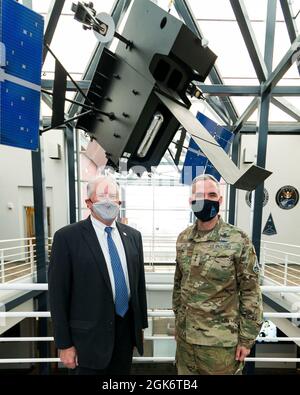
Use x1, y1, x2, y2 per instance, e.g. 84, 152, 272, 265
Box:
71, 0, 271, 190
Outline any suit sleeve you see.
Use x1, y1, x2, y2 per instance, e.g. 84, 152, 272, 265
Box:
48, 230, 73, 349
138, 232, 148, 329
236, 237, 263, 349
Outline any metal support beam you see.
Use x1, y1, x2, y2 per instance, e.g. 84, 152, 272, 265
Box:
42, 79, 91, 91
264, 0, 277, 73
252, 91, 271, 258
174, 0, 238, 124
252, 1, 276, 259
197, 84, 261, 96
230, 0, 268, 82
174, 129, 186, 165
280, 0, 298, 46
228, 133, 241, 225
236, 33, 300, 124
262, 35, 300, 92
41, 2, 68, 125
65, 127, 76, 223
43, 0, 65, 63
198, 84, 300, 96
43, 118, 300, 134
240, 122, 300, 133
270, 2, 300, 119
43, 79, 300, 96
233, 97, 260, 133
205, 96, 231, 125
31, 137, 50, 375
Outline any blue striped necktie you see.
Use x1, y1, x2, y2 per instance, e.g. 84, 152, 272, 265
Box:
105, 226, 129, 317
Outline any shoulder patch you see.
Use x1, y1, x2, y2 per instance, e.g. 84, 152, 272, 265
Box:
253, 258, 261, 274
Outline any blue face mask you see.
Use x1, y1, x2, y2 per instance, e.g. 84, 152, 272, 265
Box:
92, 199, 119, 221
191, 199, 219, 222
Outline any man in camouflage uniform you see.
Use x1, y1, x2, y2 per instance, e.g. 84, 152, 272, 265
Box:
173, 174, 263, 375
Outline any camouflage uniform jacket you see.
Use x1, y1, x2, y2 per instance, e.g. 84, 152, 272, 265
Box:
172, 217, 263, 349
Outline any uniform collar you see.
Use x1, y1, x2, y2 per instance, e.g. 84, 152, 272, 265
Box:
188, 216, 225, 242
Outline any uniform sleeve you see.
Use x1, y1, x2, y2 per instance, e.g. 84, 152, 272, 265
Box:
172, 238, 182, 317
236, 237, 263, 349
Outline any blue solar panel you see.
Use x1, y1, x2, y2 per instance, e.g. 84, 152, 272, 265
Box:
181, 112, 234, 185
0, 0, 44, 150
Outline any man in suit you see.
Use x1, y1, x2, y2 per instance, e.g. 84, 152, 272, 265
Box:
48, 175, 148, 374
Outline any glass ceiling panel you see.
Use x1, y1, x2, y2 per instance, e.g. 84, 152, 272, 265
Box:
199, 21, 259, 81
33, 0, 115, 77
61, 0, 115, 14
32, 0, 115, 15
32, 0, 52, 14
188, 0, 235, 20
243, 0, 268, 20
42, 14, 98, 76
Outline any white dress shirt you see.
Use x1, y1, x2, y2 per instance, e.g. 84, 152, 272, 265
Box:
91, 215, 131, 300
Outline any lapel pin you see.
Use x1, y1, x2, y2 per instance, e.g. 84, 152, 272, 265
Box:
123, 232, 127, 236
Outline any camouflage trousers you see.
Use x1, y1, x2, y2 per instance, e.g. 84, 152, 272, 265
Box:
176, 337, 244, 375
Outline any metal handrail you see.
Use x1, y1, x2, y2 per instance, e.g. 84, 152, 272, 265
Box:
0, 244, 35, 252
1, 311, 299, 319
6, 272, 37, 283
263, 269, 299, 286
0, 237, 35, 243
263, 269, 286, 281
262, 241, 300, 249
3, 257, 32, 266
263, 277, 282, 285
4, 262, 32, 272
0, 283, 299, 292
263, 248, 300, 258
264, 255, 285, 263
3, 250, 32, 260
264, 265, 286, 275
263, 264, 300, 280
0, 356, 299, 363
5, 267, 33, 278
0, 336, 299, 342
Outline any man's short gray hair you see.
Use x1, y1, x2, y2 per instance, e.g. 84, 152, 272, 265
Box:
192, 174, 220, 194
87, 175, 120, 199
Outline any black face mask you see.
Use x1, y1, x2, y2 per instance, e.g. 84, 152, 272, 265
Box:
191, 199, 220, 222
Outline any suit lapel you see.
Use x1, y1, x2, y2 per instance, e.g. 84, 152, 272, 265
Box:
80, 216, 113, 298
116, 222, 135, 295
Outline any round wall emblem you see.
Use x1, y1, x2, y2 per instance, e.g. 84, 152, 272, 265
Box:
246, 188, 269, 208
275, 185, 299, 210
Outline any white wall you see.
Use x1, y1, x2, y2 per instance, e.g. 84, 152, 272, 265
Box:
0, 130, 68, 241
236, 134, 300, 246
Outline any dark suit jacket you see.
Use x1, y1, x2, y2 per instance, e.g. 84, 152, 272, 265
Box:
48, 216, 148, 369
